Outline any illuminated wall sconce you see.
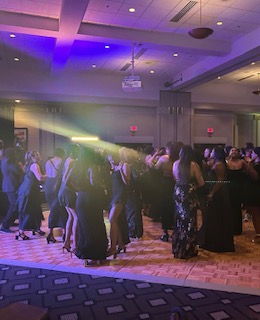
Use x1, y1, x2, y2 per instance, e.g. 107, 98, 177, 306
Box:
130, 125, 137, 136
207, 127, 214, 137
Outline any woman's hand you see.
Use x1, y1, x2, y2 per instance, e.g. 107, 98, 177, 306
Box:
207, 193, 213, 201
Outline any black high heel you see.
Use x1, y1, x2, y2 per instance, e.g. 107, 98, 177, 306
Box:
84, 259, 101, 267
160, 232, 169, 242
106, 248, 117, 259
70, 248, 77, 258
62, 246, 71, 253
15, 232, 30, 240
117, 246, 127, 254
46, 234, 56, 244
32, 229, 46, 236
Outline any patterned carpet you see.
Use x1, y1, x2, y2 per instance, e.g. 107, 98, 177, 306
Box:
0, 263, 260, 320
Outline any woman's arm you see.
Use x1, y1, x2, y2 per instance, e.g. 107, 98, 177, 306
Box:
172, 160, 178, 181
30, 163, 46, 181
192, 162, 204, 187
242, 159, 258, 180
146, 150, 160, 168
119, 162, 131, 185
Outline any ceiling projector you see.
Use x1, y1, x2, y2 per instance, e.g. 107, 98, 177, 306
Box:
122, 75, 143, 92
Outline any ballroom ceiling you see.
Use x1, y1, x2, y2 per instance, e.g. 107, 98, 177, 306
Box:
0, 0, 259, 104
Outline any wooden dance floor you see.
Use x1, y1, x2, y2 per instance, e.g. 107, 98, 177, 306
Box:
0, 208, 259, 296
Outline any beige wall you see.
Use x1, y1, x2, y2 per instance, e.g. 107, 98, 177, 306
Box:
13, 100, 257, 164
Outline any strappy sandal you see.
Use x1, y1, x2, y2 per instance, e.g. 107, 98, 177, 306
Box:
15, 232, 30, 240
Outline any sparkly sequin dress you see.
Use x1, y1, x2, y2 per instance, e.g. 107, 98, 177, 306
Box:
172, 178, 199, 259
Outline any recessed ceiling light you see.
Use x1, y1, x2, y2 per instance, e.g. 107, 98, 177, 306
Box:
173, 53, 178, 57
217, 76, 221, 80
15, 99, 21, 103
104, 45, 110, 49
92, 64, 96, 68
150, 70, 155, 74
251, 62, 256, 65
10, 34, 16, 38
129, 8, 135, 13
217, 21, 223, 26
14, 57, 19, 61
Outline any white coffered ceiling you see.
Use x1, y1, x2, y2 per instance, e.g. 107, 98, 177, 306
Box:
0, 0, 259, 105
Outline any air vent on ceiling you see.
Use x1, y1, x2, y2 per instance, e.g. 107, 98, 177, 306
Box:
237, 75, 255, 81
120, 63, 131, 71
134, 48, 147, 59
121, 47, 147, 71
171, 1, 197, 22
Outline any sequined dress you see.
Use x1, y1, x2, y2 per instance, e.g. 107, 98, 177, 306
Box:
172, 178, 199, 259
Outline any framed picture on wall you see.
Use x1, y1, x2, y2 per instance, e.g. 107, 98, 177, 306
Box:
14, 127, 28, 156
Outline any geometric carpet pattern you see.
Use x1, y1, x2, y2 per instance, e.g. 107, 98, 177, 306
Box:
1, 263, 260, 320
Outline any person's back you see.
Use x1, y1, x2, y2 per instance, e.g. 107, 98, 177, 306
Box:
1, 155, 23, 193
0, 148, 24, 233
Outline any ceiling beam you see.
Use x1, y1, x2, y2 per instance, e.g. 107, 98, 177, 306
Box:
78, 22, 231, 57
51, 0, 90, 76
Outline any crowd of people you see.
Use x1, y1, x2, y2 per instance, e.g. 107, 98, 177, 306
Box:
0, 139, 260, 265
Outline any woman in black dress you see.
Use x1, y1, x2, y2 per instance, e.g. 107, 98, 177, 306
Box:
45, 147, 67, 243
202, 146, 235, 252
16, 151, 46, 240
107, 148, 131, 257
244, 147, 260, 243
226, 147, 250, 235
74, 147, 108, 266
172, 145, 204, 259
58, 144, 80, 253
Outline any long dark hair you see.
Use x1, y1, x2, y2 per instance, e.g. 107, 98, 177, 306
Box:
169, 141, 184, 162
213, 146, 226, 163
66, 143, 80, 159
78, 146, 96, 177
178, 145, 193, 184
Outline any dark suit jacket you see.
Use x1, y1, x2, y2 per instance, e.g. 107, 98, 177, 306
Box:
1, 158, 24, 193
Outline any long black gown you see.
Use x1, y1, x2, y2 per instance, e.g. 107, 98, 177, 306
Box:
44, 177, 67, 229
16, 165, 43, 231
75, 176, 108, 261
226, 168, 246, 235
202, 169, 235, 253
243, 162, 260, 207
172, 178, 199, 259
111, 169, 130, 246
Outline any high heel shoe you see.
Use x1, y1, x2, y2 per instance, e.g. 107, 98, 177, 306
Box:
32, 229, 46, 236
15, 232, 30, 240
160, 232, 169, 242
62, 245, 71, 253
117, 246, 127, 254
70, 247, 77, 258
46, 234, 56, 244
106, 248, 118, 259
83, 259, 101, 267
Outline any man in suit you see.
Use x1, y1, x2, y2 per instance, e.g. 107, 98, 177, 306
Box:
0, 147, 24, 233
